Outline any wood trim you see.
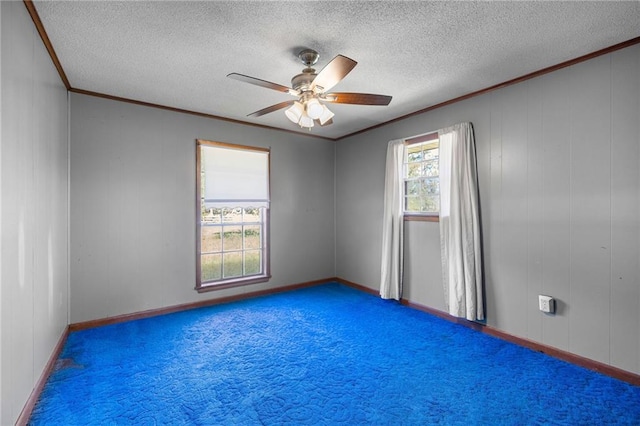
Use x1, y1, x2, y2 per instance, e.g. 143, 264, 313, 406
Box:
400, 298, 485, 331
15, 326, 70, 426
264, 206, 271, 282
404, 215, 439, 223
18, 277, 640, 425
22, 2, 640, 144
338, 35, 640, 141
405, 131, 439, 145
195, 140, 272, 291
398, 297, 640, 386
23, 0, 324, 141
197, 139, 271, 153
69, 277, 336, 332
482, 327, 640, 386
196, 274, 272, 293
22, 278, 330, 421
195, 140, 203, 288
334, 277, 379, 296
23, 1, 71, 90
69, 88, 336, 141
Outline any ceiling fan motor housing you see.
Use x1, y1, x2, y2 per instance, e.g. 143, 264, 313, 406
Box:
298, 48, 319, 67
291, 70, 317, 92
227, 48, 391, 127
291, 48, 321, 92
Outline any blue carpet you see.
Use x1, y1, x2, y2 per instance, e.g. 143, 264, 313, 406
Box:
30, 282, 640, 425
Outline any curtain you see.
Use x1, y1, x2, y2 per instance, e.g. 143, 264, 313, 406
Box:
379, 139, 405, 300
438, 122, 484, 321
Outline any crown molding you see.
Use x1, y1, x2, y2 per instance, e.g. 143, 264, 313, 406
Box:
23, 1, 640, 142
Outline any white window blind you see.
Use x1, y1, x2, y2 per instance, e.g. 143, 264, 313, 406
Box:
202, 145, 269, 208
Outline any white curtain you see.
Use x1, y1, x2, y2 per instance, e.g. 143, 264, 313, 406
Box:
438, 122, 484, 321
379, 139, 405, 300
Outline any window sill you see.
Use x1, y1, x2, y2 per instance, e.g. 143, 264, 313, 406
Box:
196, 274, 271, 293
404, 214, 439, 223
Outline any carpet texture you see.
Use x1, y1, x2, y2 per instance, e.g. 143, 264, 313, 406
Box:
30, 283, 640, 425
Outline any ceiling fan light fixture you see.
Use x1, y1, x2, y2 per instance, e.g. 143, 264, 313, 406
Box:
319, 105, 334, 125
298, 113, 314, 129
285, 101, 304, 123
305, 97, 324, 120
229, 49, 392, 131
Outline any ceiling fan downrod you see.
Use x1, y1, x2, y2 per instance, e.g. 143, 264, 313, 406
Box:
291, 49, 320, 93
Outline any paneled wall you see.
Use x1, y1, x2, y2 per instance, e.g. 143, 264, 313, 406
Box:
0, 2, 70, 424
69, 94, 335, 323
336, 44, 640, 374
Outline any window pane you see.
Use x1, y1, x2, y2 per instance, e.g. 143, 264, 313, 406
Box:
423, 159, 439, 177
201, 254, 222, 281
403, 138, 440, 214
405, 196, 422, 212
244, 250, 261, 275
407, 163, 422, 178
404, 180, 420, 196
424, 147, 439, 160
424, 196, 440, 213
422, 178, 439, 195
223, 225, 243, 250
201, 225, 221, 253
223, 252, 243, 278
406, 145, 423, 162
244, 225, 261, 249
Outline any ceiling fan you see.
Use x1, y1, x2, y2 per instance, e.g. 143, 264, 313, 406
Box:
227, 49, 392, 130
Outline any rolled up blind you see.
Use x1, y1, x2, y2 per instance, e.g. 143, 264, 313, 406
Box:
202, 144, 269, 208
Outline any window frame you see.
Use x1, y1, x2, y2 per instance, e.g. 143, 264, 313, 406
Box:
195, 139, 271, 292
403, 132, 440, 222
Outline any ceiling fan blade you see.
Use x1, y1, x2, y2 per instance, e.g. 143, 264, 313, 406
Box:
324, 92, 392, 105
247, 100, 295, 117
227, 73, 297, 95
311, 55, 357, 92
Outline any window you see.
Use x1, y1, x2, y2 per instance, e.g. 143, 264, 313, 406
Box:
196, 140, 270, 291
403, 133, 439, 218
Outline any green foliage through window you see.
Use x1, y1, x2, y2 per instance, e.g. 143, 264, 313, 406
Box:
404, 140, 439, 214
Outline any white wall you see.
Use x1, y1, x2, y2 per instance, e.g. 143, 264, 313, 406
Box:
0, 2, 70, 424
69, 94, 335, 323
336, 44, 640, 374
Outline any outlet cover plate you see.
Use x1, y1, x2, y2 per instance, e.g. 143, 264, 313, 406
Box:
539, 295, 555, 313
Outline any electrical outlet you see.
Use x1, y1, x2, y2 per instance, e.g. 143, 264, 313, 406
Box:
539, 295, 555, 313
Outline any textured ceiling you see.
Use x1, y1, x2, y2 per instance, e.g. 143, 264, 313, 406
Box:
33, 1, 640, 140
